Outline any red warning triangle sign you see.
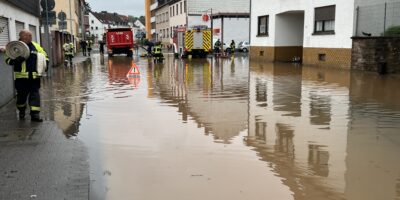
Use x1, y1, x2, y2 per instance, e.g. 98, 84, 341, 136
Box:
127, 63, 140, 77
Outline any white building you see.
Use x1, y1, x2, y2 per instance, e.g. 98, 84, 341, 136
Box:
250, 0, 400, 68
0, 0, 41, 107
89, 12, 106, 41
187, 0, 250, 48
134, 20, 145, 30
168, 0, 187, 43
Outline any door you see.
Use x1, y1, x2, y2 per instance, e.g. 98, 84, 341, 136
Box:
193, 32, 203, 49
0, 17, 10, 48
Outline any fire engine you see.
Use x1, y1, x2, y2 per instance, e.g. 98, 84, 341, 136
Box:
173, 26, 212, 58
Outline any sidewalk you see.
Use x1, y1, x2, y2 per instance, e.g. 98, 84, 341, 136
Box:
0, 59, 90, 200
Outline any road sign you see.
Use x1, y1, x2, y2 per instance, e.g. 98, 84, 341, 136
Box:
41, 11, 56, 19
40, 0, 56, 11
58, 11, 67, 21
58, 21, 67, 30
41, 11, 56, 25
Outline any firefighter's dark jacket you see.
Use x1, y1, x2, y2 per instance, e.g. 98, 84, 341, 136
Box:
4, 42, 48, 80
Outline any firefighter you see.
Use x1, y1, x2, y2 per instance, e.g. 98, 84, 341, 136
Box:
230, 40, 236, 54
63, 39, 74, 66
80, 39, 87, 56
214, 39, 221, 54
87, 40, 93, 56
4, 30, 48, 122
152, 42, 164, 61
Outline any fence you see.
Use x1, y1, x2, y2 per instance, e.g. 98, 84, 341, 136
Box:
355, 2, 400, 37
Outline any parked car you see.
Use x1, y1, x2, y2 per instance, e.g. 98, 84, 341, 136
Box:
238, 41, 250, 52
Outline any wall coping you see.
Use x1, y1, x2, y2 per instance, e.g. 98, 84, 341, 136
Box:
352, 36, 400, 40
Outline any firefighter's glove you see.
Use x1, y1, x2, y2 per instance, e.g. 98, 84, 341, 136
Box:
14, 56, 26, 65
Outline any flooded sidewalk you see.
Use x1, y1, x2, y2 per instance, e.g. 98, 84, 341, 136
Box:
2, 52, 400, 200
0, 60, 91, 200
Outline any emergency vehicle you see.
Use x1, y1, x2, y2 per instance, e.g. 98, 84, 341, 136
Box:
173, 26, 212, 58
105, 28, 134, 57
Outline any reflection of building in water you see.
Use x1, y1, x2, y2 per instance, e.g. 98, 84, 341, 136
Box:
272, 63, 302, 117
43, 61, 92, 138
150, 56, 249, 143
345, 72, 400, 200
309, 92, 331, 126
247, 62, 350, 200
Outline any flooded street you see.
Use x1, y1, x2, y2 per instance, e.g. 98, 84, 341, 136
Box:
40, 53, 400, 200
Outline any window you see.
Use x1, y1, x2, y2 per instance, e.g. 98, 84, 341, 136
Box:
176, 4, 178, 15
172, 6, 175, 16
96, 27, 98, 30
314, 5, 336, 34
184, 1, 186, 13
91, 27, 93, 30
257, 15, 268, 36
167, 12, 169, 21
170, 7, 172, 17
91, 20, 94, 24
180, 2, 183, 14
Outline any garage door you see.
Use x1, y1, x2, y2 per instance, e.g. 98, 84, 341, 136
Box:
0, 17, 10, 48
15, 21, 25, 39
29, 25, 37, 42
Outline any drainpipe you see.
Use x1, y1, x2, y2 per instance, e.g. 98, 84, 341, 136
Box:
249, 0, 252, 46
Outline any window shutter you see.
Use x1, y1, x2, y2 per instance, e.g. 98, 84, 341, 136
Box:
0, 17, 10, 47
315, 5, 336, 21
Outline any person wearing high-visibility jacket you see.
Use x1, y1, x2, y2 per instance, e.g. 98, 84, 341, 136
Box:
63, 39, 74, 65
152, 42, 163, 60
4, 30, 48, 122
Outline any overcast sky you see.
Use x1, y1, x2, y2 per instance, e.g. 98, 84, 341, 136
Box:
87, 0, 145, 16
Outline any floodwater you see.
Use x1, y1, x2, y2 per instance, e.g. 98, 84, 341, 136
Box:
40, 53, 400, 200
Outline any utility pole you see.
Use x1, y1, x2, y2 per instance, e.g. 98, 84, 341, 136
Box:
69, 0, 74, 42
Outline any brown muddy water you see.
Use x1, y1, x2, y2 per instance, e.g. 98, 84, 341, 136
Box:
40, 54, 400, 200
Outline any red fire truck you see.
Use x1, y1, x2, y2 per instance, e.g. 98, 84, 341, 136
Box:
105, 28, 134, 57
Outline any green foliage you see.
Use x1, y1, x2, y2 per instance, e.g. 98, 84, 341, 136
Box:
384, 26, 400, 36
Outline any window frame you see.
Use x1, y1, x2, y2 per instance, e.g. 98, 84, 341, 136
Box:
257, 15, 269, 37
313, 5, 336, 35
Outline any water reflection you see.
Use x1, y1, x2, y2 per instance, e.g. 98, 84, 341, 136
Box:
41, 60, 92, 138
147, 55, 249, 143
35, 52, 400, 200
248, 61, 400, 200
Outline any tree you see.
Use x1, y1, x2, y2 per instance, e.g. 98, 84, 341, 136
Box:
139, 16, 145, 25
128, 15, 138, 23
84, 2, 91, 14
384, 26, 400, 37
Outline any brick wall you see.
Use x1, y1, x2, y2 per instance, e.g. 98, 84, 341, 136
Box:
250, 46, 275, 62
303, 48, 351, 69
352, 37, 400, 73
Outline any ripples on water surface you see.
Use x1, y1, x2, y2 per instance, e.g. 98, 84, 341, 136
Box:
41, 54, 400, 200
